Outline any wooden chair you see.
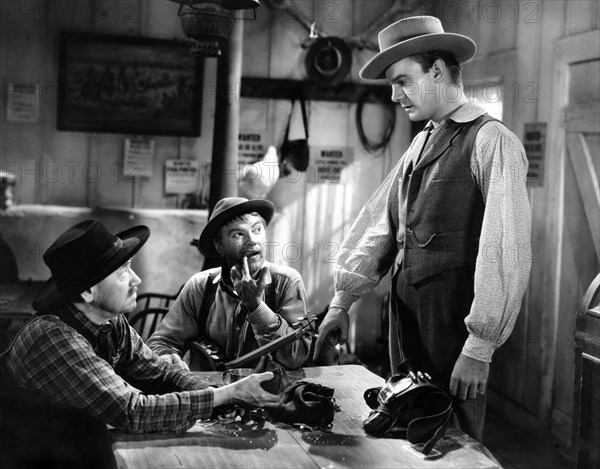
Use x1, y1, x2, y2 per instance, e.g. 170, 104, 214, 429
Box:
135, 287, 182, 312
128, 307, 169, 341
0, 234, 19, 284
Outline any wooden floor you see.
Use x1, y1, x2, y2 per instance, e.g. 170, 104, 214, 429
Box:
483, 410, 570, 469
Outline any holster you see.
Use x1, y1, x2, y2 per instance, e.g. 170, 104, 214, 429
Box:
363, 362, 453, 455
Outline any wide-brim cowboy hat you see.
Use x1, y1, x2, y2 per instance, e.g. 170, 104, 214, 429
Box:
199, 197, 275, 257
33, 220, 150, 311
360, 16, 477, 80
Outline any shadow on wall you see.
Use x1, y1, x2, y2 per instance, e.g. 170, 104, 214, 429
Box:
0, 205, 208, 295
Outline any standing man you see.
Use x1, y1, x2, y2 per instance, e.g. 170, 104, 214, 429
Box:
314, 16, 531, 441
2, 220, 280, 434
148, 197, 311, 370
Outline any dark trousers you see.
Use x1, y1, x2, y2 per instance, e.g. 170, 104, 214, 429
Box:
394, 266, 486, 441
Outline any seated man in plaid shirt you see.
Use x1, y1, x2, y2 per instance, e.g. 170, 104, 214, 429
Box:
1, 220, 280, 436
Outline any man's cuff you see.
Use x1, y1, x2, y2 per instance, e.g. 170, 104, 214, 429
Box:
330, 291, 356, 312
151, 345, 180, 357
462, 335, 496, 363
190, 378, 217, 391
190, 387, 215, 420
246, 301, 279, 330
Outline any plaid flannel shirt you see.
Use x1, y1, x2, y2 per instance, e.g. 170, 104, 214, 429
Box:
4, 304, 215, 433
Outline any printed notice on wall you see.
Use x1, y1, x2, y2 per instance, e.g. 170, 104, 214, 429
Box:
309, 146, 354, 183
124, 139, 155, 178
238, 131, 267, 165
6, 83, 40, 123
165, 159, 199, 194
523, 122, 546, 187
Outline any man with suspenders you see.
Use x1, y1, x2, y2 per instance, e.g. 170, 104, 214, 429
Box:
148, 197, 311, 371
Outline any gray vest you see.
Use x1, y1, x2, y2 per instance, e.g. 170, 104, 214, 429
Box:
399, 115, 498, 285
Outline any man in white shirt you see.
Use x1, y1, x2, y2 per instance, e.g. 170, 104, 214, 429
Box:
315, 16, 531, 441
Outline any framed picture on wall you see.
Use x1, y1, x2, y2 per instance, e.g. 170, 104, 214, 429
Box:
57, 32, 203, 137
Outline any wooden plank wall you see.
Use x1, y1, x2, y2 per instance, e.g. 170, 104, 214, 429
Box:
551, 30, 600, 453
0, 0, 418, 353
432, 0, 600, 453
240, 0, 417, 352
0, 0, 217, 210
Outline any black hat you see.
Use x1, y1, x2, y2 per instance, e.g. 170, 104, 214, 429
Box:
305, 37, 352, 86
33, 220, 150, 311
199, 197, 275, 257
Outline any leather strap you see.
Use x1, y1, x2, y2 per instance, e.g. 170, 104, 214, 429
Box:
198, 272, 217, 340
198, 270, 276, 342
284, 91, 309, 141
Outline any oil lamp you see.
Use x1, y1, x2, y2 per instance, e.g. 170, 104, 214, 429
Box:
170, 0, 259, 56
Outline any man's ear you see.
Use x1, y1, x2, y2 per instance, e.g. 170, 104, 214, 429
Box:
80, 287, 95, 304
213, 239, 224, 257
431, 59, 445, 82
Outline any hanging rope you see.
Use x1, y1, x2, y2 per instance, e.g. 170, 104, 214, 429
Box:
262, 0, 425, 51
347, 0, 424, 50
261, 0, 316, 34
355, 90, 396, 154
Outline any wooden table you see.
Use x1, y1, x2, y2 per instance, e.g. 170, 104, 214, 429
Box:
111, 365, 501, 468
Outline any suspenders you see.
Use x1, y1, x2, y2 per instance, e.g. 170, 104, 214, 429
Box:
197, 269, 276, 340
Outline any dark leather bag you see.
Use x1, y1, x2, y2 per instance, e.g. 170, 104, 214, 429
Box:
268, 381, 338, 429
280, 93, 310, 174
253, 354, 290, 395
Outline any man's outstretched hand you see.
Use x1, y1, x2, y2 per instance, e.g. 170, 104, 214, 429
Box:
313, 306, 349, 361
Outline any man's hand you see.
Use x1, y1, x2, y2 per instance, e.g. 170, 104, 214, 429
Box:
449, 353, 489, 400
230, 256, 268, 311
160, 353, 190, 371
213, 372, 281, 408
313, 306, 349, 361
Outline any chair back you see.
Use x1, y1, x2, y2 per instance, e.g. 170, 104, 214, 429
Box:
135, 289, 181, 312
128, 307, 169, 341
0, 234, 19, 283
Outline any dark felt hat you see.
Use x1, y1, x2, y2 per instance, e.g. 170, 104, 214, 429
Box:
199, 197, 275, 257
360, 16, 476, 80
33, 220, 150, 311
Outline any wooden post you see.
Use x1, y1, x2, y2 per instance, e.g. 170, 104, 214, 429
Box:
208, 20, 244, 211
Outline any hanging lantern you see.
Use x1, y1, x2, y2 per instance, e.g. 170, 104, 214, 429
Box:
170, 0, 259, 57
